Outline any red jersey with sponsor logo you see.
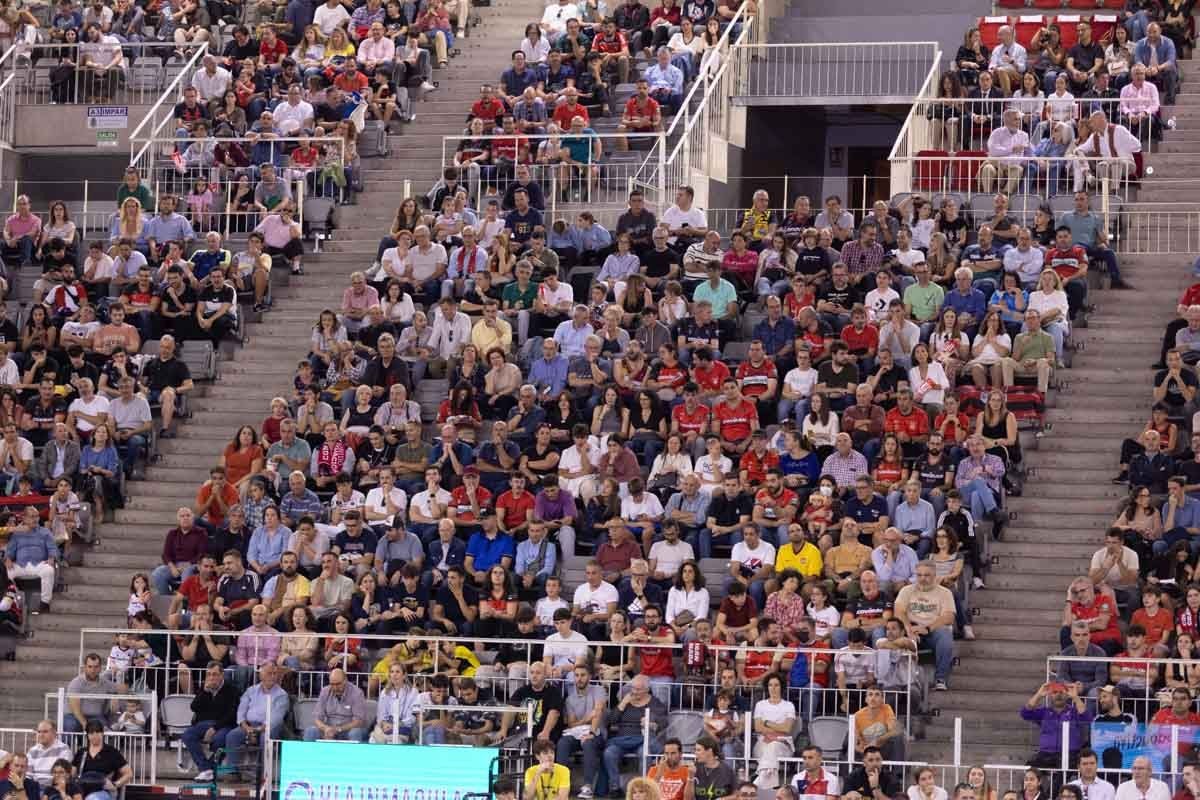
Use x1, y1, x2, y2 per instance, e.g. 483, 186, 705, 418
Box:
672, 402, 710, 435
692, 360, 731, 395
739, 449, 780, 485
713, 398, 758, 442
736, 359, 777, 398
840, 323, 879, 355
884, 406, 930, 438
1044, 245, 1088, 282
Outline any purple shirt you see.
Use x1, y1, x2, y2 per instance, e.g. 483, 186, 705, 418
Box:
535, 488, 577, 521
1019, 703, 1092, 755
161, 526, 209, 566
6, 213, 42, 239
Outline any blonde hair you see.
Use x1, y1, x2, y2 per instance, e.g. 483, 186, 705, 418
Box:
625, 778, 662, 800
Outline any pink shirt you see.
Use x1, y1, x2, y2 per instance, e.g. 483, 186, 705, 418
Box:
1120, 80, 1159, 116
6, 212, 41, 239
357, 36, 395, 63
341, 285, 380, 314
253, 213, 299, 248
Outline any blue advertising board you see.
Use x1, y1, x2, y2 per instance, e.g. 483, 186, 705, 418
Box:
279, 741, 498, 800
1091, 721, 1200, 770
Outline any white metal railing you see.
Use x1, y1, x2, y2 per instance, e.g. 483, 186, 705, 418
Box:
128, 43, 210, 173
43, 689, 158, 785
7, 43, 207, 106
731, 42, 941, 103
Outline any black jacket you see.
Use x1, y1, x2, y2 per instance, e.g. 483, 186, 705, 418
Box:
191, 680, 241, 728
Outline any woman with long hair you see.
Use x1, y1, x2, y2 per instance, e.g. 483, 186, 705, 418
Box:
910, 341, 950, 415
931, 307, 968, 386
278, 606, 320, 675
108, 197, 147, 251
932, 527, 972, 639
591, 385, 630, 442
872, 433, 908, 497
613, 340, 651, 403
1112, 485, 1163, 567
81, 424, 121, 523
350, 571, 390, 634
751, 672, 796, 788
584, 477, 623, 550
1029, 23, 1066, 95
437, 380, 483, 441
1105, 24, 1134, 90
519, 423, 560, 485
309, 308, 347, 372
221, 425, 265, 493
624, 777, 661, 800
928, 71, 965, 150
967, 310, 1011, 388
976, 389, 1020, 464
801, 392, 839, 462
647, 432, 692, 499
375, 197, 425, 263
547, 392, 586, 445
907, 766, 948, 800
666, 559, 709, 635
39, 201, 77, 264
1028, 269, 1070, 362
293, 24, 327, 79
475, 564, 518, 640
955, 27, 989, 88
966, 766, 997, 800
380, 279, 415, 325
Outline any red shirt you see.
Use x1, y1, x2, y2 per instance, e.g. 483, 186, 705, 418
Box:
592, 30, 628, 53
177, 573, 218, 610
692, 360, 731, 394
798, 328, 827, 361
1152, 708, 1200, 753
933, 411, 970, 443
1180, 283, 1200, 309
623, 95, 660, 126
723, 249, 757, 282
754, 486, 797, 519
471, 97, 506, 123
552, 102, 590, 129
740, 449, 780, 485
786, 288, 816, 318
736, 359, 777, 398
1132, 607, 1173, 647
742, 647, 775, 681
334, 71, 370, 93
840, 323, 879, 355
652, 362, 688, 391
494, 489, 535, 531
636, 625, 676, 677
1044, 245, 1088, 282
1071, 595, 1122, 645
884, 406, 930, 438
450, 485, 493, 523
672, 402, 710, 435
259, 37, 288, 64
714, 398, 758, 442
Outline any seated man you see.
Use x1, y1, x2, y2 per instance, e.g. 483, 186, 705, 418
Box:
644, 46, 684, 114
224, 663, 289, 779
1119, 64, 1162, 143
1133, 22, 1178, 106
616, 79, 662, 152
978, 109, 1030, 195
1072, 111, 1141, 196
302, 667, 370, 742
895, 560, 955, 691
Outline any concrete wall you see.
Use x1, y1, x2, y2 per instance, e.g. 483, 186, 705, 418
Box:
13, 103, 153, 150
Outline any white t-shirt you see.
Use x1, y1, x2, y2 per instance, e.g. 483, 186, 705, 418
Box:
0, 359, 16, 386
409, 488, 451, 519
694, 454, 732, 485
649, 539, 695, 577
863, 288, 900, 322
559, 439, 602, 478
380, 247, 407, 279
806, 603, 840, 639
621, 493, 664, 521
731, 539, 776, 572
538, 280, 574, 310
783, 367, 818, 399
1114, 780, 1171, 800
534, 596, 569, 627
68, 395, 110, 433
1070, 779, 1116, 800
572, 580, 618, 614
753, 698, 796, 727
365, 486, 408, 521
61, 320, 101, 343
544, 630, 590, 667
313, 2, 351, 35
661, 204, 707, 245
1088, 546, 1140, 587
406, 243, 448, 281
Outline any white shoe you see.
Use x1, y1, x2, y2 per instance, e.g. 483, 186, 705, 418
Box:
972, 576, 985, 590
194, 770, 214, 782
962, 625, 976, 641
579, 787, 594, 800
420, 81, 437, 94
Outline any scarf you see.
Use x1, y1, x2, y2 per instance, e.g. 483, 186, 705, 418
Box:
318, 439, 348, 475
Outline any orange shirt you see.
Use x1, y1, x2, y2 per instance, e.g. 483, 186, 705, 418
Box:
648, 764, 690, 800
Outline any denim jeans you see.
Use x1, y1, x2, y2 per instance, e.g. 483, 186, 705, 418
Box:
696, 528, 743, 560
958, 476, 998, 521
303, 725, 369, 742
118, 433, 147, 475
151, 563, 197, 595
557, 733, 604, 791
224, 722, 285, 773
603, 734, 656, 793
918, 626, 955, 683
182, 720, 232, 771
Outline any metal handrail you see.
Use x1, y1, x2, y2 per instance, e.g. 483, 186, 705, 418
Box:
128, 42, 209, 170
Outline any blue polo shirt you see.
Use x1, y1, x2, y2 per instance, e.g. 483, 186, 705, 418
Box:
941, 287, 987, 322
1164, 495, 1200, 533
465, 531, 516, 571
1058, 211, 1104, 249
844, 493, 889, 529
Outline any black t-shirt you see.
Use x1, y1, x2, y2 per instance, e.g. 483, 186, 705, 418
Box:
434, 583, 478, 626
159, 285, 197, 316
314, 102, 346, 125
940, 508, 972, 542
847, 592, 893, 625
842, 766, 902, 799
390, 582, 428, 614
174, 100, 209, 124
358, 321, 398, 352
333, 528, 378, 560
1177, 459, 1200, 489
694, 762, 736, 800
817, 281, 860, 310
25, 356, 62, 387
617, 209, 658, 243
0, 319, 18, 350
642, 247, 678, 279
505, 208, 544, 243
817, 361, 859, 390
363, 356, 410, 393
198, 285, 238, 317
510, 682, 564, 739
143, 356, 192, 392
1156, 369, 1198, 408
674, 317, 720, 347
223, 38, 260, 63
24, 396, 64, 445
73, 744, 128, 780
938, 214, 968, 243
795, 247, 831, 277
1068, 41, 1104, 74
707, 491, 753, 528
913, 454, 952, 491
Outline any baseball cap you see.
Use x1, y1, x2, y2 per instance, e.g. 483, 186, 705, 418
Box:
463, 466, 480, 477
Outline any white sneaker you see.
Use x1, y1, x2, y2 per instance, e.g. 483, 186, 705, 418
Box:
194, 770, 214, 782
962, 625, 976, 641
972, 576, 985, 590
579, 787, 594, 800
420, 81, 437, 94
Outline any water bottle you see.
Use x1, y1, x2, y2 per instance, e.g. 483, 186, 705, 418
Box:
1167, 117, 1178, 130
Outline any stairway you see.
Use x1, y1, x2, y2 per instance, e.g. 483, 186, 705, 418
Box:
911, 56, 1200, 766
0, 0, 541, 735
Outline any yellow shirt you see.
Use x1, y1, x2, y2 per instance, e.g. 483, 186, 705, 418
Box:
524, 764, 571, 800
471, 316, 513, 355
371, 644, 433, 678
825, 542, 871, 577
775, 541, 823, 578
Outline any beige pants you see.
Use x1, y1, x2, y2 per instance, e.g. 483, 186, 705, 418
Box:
1000, 356, 1052, 394
421, 30, 448, 65
978, 160, 1022, 194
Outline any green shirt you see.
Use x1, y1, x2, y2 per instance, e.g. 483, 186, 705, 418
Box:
693, 278, 738, 320
1013, 330, 1055, 362
903, 281, 945, 323
502, 280, 539, 311
393, 441, 431, 480
117, 183, 155, 214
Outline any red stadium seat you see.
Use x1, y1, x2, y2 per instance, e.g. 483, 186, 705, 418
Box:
996, 0, 1025, 7
1090, 13, 1117, 42
1032, 0, 1063, 8
1068, 0, 1100, 8
1098, 0, 1124, 8
914, 150, 949, 192
1015, 14, 1046, 48
1055, 14, 1081, 48
979, 16, 1011, 49
951, 150, 987, 192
